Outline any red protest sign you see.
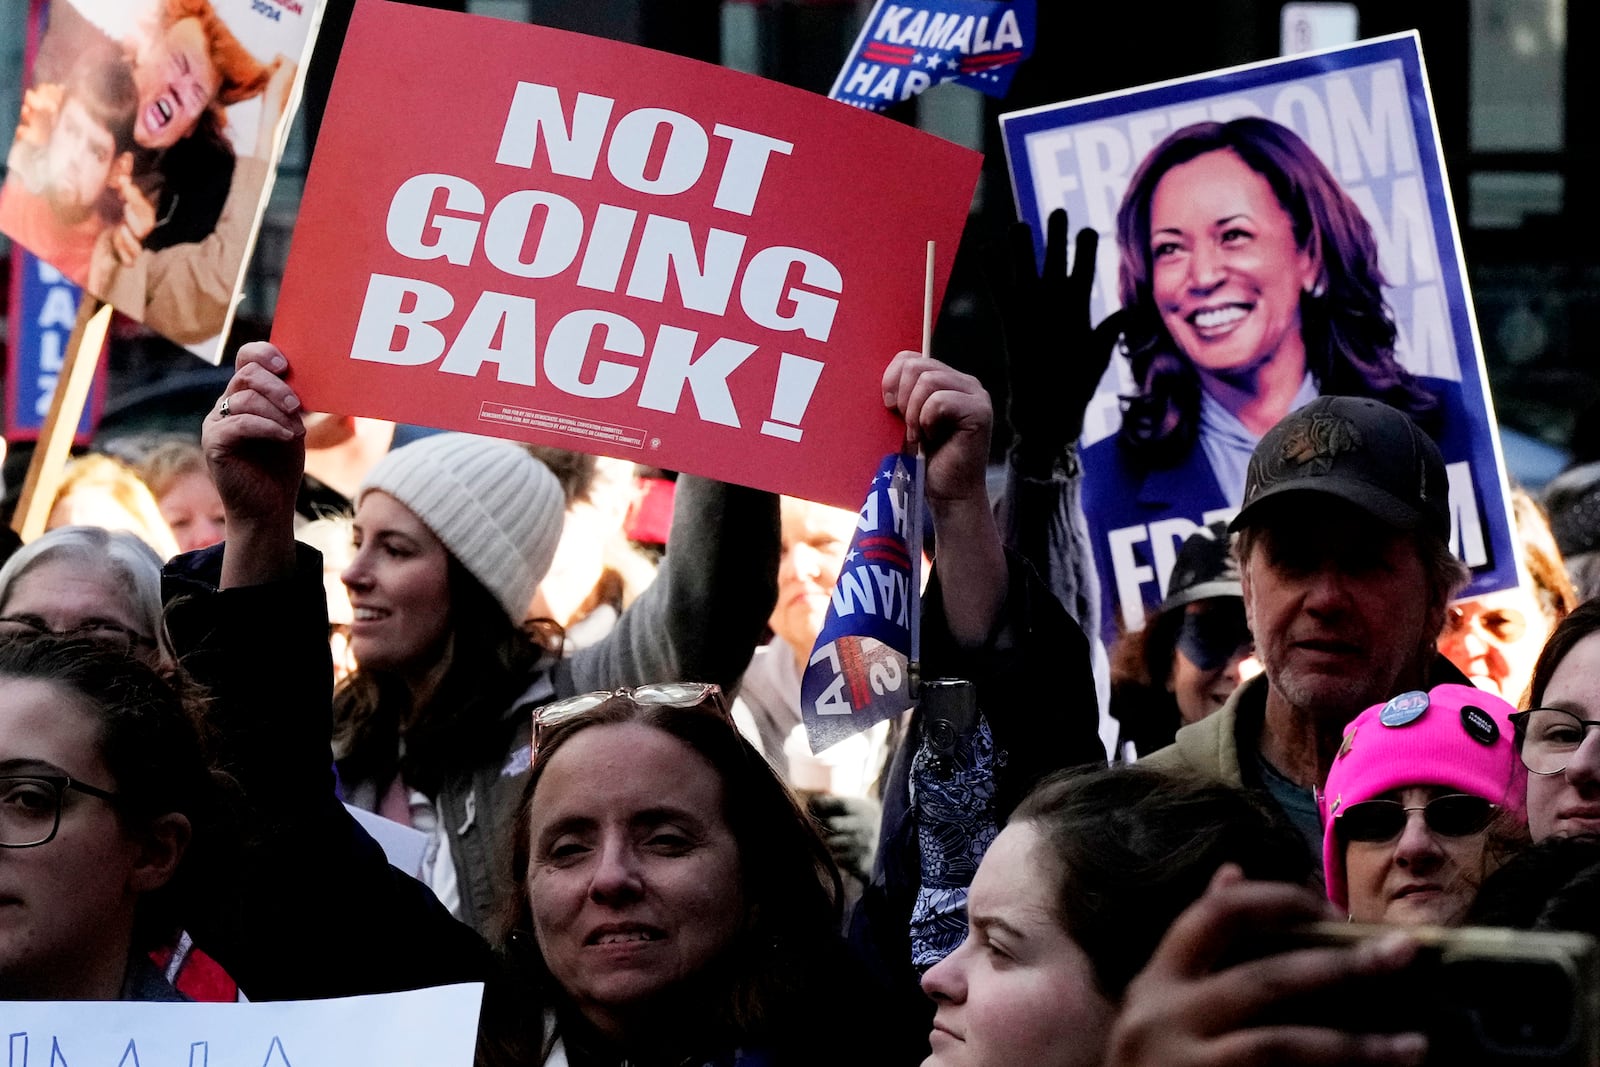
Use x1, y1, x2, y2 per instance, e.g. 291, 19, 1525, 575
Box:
272, 0, 981, 508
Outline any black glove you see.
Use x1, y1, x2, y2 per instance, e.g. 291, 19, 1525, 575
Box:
989, 207, 1126, 478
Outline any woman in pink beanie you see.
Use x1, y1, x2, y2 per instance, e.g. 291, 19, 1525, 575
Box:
1319, 683, 1527, 925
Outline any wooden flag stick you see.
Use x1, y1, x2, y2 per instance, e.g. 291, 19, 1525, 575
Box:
907, 239, 935, 696
12, 294, 111, 541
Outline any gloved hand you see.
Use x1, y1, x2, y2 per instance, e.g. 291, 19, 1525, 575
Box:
803, 791, 882, 885
989, 207, 1127, 477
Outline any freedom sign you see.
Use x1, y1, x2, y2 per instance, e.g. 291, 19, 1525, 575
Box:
273, 1, 982, 508
1000, 34, 1518, 644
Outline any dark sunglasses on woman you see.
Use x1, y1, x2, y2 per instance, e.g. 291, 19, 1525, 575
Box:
1335, 793, 1498, 843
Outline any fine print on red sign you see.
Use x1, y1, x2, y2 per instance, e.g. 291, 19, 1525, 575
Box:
273, 0, 982, 508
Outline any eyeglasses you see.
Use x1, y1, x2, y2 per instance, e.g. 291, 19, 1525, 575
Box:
1444, 603, 1527, 645
532, 683, 728, 755
1335, 793, 1498, 843
0, 615, 157, 654
0, 775, 120, 848
1510, 707, 1600, 776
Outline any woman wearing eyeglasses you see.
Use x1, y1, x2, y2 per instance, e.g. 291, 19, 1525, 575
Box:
1509, 598, 1600, 842
1319, 684, 1526, 926
0, 525, 171, 666
0, 633, 217, 1000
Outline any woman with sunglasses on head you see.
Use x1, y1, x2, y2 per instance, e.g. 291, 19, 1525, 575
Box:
481, 681, 891, 1064
1319, 684, 1526, 926
0, 633, 220, 1000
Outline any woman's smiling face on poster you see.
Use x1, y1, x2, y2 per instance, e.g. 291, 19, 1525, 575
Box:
1147, 147, 1320, 380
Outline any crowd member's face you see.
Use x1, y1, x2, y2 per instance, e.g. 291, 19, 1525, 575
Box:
41, 96, 117, 222
1241, 501, 1437, 722
770, 498, 857, 655
157, 471, 226, 555
0, 677, 154, 998
341, 492, 453, 678
526, 723, 744, 1036
1148, 148, 1318, 381
132, 16, 220, 150
1167, 599, 1259, 725
1436, 586, 1549, 703
1525, 632, 1600, 841
921, 822, 1114, 1067
1343, 785, 1491, 926
0, 559, 155, 656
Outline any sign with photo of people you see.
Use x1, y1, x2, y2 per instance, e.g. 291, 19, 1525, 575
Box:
1000, 33, 1518, 645
0, 0, 325, 362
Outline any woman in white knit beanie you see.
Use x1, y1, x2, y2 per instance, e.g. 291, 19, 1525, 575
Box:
331, 432, 569, 912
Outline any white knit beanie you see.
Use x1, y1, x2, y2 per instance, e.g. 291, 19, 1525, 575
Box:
358, 433, 565, 624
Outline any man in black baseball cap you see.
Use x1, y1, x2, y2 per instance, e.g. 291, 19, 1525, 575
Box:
1142, 395, 1471, 870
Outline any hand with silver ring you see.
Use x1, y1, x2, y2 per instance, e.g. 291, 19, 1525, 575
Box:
202, 343, 306, 587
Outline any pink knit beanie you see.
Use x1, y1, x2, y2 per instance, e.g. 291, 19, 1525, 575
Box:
1319, 683, 1526, 910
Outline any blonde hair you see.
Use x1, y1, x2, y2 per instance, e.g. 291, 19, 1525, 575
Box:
135, 438, 208, 501
1512, 488, 1580, 628
49, 453, 180, 560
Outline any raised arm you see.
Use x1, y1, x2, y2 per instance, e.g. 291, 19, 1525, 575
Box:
170, 343, 493, 999
561, 475, 780, 695
880, 351, 1007, 647
989, 208, 1120, 632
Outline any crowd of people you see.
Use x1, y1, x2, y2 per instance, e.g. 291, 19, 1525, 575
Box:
7, 140, 1600, 1067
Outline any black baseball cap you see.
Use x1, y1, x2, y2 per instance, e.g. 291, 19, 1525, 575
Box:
1229, 395, 1450, 541
1160, 520, 1241, 613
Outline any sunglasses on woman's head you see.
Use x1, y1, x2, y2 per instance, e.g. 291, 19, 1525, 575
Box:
532, 682, 727, 755
1336, 793, 1497, 843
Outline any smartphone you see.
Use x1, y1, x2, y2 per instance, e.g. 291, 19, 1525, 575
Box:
1263, 923, 1600, 1065
918, 678, 977, 774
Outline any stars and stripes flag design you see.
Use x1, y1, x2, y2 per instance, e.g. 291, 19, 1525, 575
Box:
829, 0, 1036, 113
801, 453, 922, 753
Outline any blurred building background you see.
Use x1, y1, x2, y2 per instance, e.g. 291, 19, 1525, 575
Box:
0, 0, 1589, 484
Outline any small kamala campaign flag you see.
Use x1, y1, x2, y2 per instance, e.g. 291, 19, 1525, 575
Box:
829, 0, 1036, 113
802, 453, 920, 753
